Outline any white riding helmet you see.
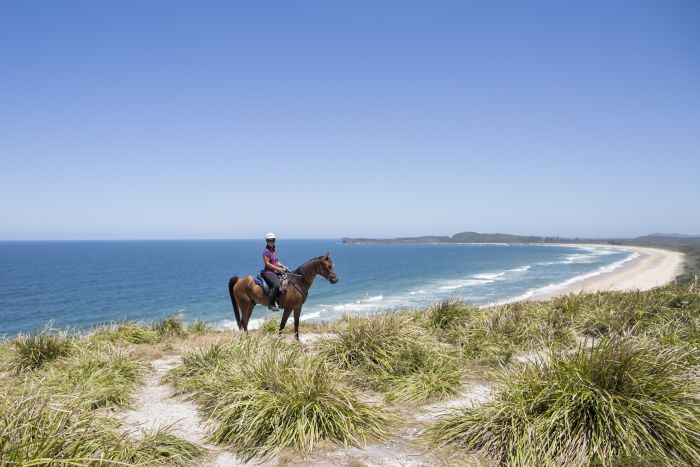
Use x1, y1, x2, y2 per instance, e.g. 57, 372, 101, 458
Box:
265, 232, 276, 240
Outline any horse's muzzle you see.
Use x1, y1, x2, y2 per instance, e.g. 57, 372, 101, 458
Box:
329, 276, 339, 284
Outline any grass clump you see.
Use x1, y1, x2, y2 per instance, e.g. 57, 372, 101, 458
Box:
10, 327, 74, 373
423, 299, 475, 330
440, 302, 574, 367
429, 336, 700, 466
152, 313, 188, 338
260, 316, 280, 334
188, 319, 214, 335
0, 386, 202, 465
320, 313, 462, 403
39, 344, 150, 409
93, 320, 160, 344
166, 335, 390, 461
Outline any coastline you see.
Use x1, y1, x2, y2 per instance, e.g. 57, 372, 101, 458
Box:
531, 244, 684, 300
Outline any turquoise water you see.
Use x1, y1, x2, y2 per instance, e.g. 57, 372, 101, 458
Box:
0, 240, 635, 336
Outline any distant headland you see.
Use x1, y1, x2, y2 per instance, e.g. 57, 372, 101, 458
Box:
341, 231, 700, 245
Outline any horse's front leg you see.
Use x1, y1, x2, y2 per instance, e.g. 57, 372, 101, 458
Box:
293, 308, 302, 341
279, 308, 293, 335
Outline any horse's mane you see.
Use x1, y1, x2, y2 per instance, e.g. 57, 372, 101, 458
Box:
294, 256, 324, 281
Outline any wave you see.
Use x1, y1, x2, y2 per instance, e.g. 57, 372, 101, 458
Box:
492, 251, 640, 305
438, 278, 494, 290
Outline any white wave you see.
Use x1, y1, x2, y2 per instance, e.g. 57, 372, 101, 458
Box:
300, 311, 321, 321
366, 294, 384, 302
438, 278, 494, 290
216, 317, 264, 330
499, 251, 641, 303
509, 265, 531, 272
408, 289, 426, 295
473, 272, 505, 280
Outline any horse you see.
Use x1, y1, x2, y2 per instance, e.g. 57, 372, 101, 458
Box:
228, 253, 339, 340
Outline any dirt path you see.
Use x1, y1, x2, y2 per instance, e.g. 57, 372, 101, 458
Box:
118, 334, 497, 466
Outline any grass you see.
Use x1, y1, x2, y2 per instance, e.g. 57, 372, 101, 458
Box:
9, 326, 74, 373
429, 300, 575, 367
166, 335, 391, 461
37, 343, 150, 409
0, 386, 202, 465
152, 313, 188, 338
319, 313, 463, 403
93, 320, 160, 344
188, 319, 214, 335
429, 335, 700, 466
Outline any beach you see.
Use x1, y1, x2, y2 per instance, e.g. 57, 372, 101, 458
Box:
533, 244, 685, 299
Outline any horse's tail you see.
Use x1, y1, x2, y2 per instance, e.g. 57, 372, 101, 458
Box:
228, 276, 242, 330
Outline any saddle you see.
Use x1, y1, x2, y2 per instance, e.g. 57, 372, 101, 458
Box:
254, 272, 289, 295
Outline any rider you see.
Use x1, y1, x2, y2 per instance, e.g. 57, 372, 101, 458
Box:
262, 232, 289, 311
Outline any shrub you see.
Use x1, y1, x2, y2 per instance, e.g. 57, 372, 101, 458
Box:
429, 336, 700, 465
188, 319, 214, 335
10, 327, 73, 373
320, 313, 463, 403
152, 313, 187, 338
0, 386, 202, 465
93, 321, 159, 344
167, 336, 390, 461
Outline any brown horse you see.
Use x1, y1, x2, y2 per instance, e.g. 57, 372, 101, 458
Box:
228, 253, 339, 340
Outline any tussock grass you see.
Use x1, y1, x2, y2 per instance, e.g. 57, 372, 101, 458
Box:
93, 320, 160, 344
438, 302, 575, 366
166, 335, 390, 461
320, 313, 463, 403
423, 298, 476, 330
10, 327, 74, 373
429, 336, 700, 466
152, 313, 188, 338
38, 344, 150, 409
0, 386, 202, 465
188, 319, 214, 335
260, 316, 280, 334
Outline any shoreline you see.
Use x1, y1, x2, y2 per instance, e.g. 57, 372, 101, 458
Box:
531, 244, 684, 300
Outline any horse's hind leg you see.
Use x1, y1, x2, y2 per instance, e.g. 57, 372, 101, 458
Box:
293, 308, 302, 341
279, 308, 292, 335
241, 300, 256, 333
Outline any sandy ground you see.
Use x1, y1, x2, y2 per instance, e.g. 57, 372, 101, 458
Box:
532, 244, 684, 300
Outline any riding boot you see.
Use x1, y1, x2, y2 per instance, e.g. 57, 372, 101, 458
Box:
268, 286, 280, 312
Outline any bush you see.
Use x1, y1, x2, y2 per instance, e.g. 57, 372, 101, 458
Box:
429, 336, 700, 465
188, 319, 214, 335
40, 344, 150, 409
152, 313, 187, 338
10, 327, 74, 373
93, 321, 159, 344
0, 386, 202, 465
260, 317, 280, 334
320, 313, 463, 403
167, 336, 390, 461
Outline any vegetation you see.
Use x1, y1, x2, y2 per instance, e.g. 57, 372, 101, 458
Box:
9, 326, 74, 373
152, 313, 188, 338
93, 320, 159, 344
3, 279, 698, 464
166, 335, 391, 461
0, 386, 202, 465
319, 313, 463, 403
188, 318, 214, 335
429, 336, 700, 466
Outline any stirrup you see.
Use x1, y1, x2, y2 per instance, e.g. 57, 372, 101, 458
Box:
268, 304, 280, 312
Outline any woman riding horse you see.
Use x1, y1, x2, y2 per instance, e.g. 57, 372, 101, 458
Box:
262, 232, 289, 311
228, 249, 339, 340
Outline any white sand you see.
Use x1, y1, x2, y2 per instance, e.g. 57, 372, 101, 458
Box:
532, 244, 684, 299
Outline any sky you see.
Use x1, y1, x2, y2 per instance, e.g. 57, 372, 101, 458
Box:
1, 1, 699, 240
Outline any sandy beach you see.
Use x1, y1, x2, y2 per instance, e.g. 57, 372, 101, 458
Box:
533, 244, 685, 300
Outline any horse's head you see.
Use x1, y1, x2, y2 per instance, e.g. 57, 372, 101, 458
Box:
319, 252, 339, 284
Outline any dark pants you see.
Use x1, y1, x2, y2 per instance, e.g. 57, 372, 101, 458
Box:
262, 271, 281, 305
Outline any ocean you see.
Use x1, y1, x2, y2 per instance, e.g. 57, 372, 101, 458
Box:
0, 240, 637, 337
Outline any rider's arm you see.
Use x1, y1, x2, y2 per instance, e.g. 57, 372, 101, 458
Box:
263, 254, 285, 273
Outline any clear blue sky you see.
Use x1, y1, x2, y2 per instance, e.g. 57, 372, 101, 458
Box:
1, 1, 698, 240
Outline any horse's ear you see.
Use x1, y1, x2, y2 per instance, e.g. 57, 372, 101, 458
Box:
324, 252, 330, 258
